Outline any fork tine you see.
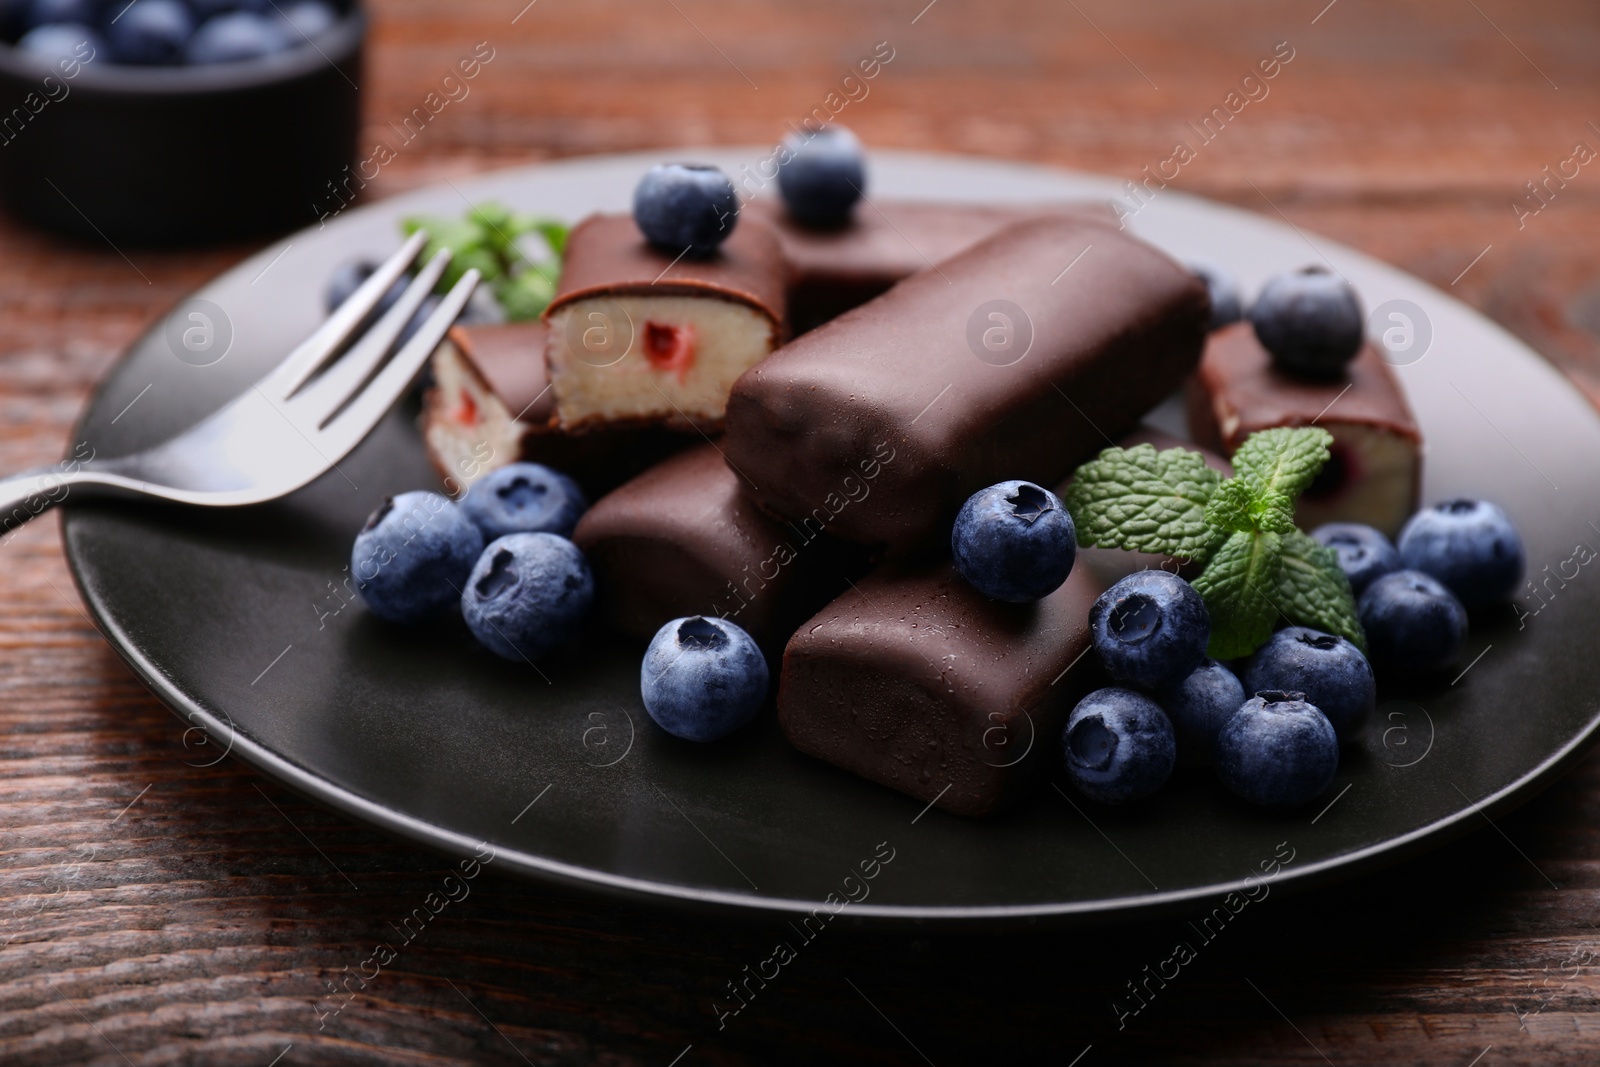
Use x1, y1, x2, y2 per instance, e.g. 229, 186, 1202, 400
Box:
257, 230, 430, 402
317, 268, 481, 442
286, 247, 454, 427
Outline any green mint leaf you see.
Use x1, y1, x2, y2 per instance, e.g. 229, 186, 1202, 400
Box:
403, 214, 503, 287
403, 207, 568, 316
493, 269, 559, 322
1062, 444, 1225, 562
1275, 530, 1367, 651
1192, 530, 1284, 660
1203, 479, 1254, 533
1230, 426, 1334, 507
1204, 478, 1296, 537
519, 217, 569, 257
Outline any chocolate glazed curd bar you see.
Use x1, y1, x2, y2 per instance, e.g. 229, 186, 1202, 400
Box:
542, 213, 789, 431
1186, 322, 1422, 537
571, 444, 869, 649
778, 555, 1108, 818
422, 322, 690, 495
722, 215, 1210, 551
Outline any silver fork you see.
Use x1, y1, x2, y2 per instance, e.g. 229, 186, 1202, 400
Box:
0, 232, 478, 528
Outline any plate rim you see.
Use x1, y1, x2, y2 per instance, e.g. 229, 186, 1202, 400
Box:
60, 147, 1600, 925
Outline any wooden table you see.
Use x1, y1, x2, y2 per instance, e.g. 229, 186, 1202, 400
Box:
4, 1, 1600, 1063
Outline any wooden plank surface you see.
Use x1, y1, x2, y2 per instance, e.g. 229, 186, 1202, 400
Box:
4, 0, 1600, 1062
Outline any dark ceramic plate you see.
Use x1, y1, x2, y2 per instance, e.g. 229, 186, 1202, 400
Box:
62, 150, 1600, 924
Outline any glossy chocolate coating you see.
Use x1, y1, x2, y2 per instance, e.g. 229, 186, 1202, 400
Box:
747, 199, 1117, 332
449, 320, 553, 425
545, 213, 788, 328
723, 216, 1210, 551
571, 444, 866, 649
779, 557, 1107, 818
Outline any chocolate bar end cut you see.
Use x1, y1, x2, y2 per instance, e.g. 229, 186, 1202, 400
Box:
723, 215, 1209, 551
542, 213, 789, 433
779, 561, 1107, 818
421, 322, 691, 498
1186, 323, 1422, 537
571, 444, 867, 650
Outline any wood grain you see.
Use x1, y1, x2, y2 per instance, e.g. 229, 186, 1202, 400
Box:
4, 0, 1600, 1062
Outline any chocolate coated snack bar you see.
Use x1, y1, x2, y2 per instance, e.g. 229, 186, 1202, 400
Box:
542, 213, 788, 431
1186, 322, 1422, 537
723, 216, 1210, 551
779, 557, 1107, 818
571, 444, 866, 649
422, 322, 689, 497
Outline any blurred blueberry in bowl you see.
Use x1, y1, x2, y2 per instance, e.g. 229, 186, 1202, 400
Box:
278, 0, 338, 39
23, 0, 95, 30
185, 11, 290, 64
0, 0, 365, 243
108, 0, 193, 66
15, 19, 100, 60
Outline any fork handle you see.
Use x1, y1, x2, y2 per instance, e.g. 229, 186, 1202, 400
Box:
0, 465, 98, 536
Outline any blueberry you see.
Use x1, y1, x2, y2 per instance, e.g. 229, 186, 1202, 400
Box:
107, 0, 192, 65
460, 533, 593, 662
641, 616, 769, 742
1358, 569, 1468, 673
1397, 498, 1524, 606
1249, 267, 1364, 380
23, 0, 95, 30
1311, 522, 1400, 595
950, 480, 1076, 602
461, 462, 587, 541
1089, 570, 1210, 691
1161, 658, 1245, 767
188, 0, 268, 19
15, 21, 103, 60
276, 0, 336, 39
1244, 627, 1374, 742
632, 163, 738, 258
1189, 261, 1243, 331
1215, 691, 1339, 807
777, 125, 866, 228
184, 10, 289, 63
1063, 687, 1176, 804
351, 491, 484, 624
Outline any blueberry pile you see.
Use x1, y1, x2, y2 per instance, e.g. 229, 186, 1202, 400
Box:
1065, 499, 1521, 808
350, 463, 593, 661
352, 461, 770, 743
3, 0, 341, 67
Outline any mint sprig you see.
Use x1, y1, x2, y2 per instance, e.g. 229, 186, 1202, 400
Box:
399, 202, 567, 321
1064, 426, 1365, 659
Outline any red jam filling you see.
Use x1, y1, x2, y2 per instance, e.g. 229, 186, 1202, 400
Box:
453, 390, 479, 426
643, 321, 696, 381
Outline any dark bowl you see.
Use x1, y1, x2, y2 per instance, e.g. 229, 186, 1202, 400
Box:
0, 7, 363, 246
